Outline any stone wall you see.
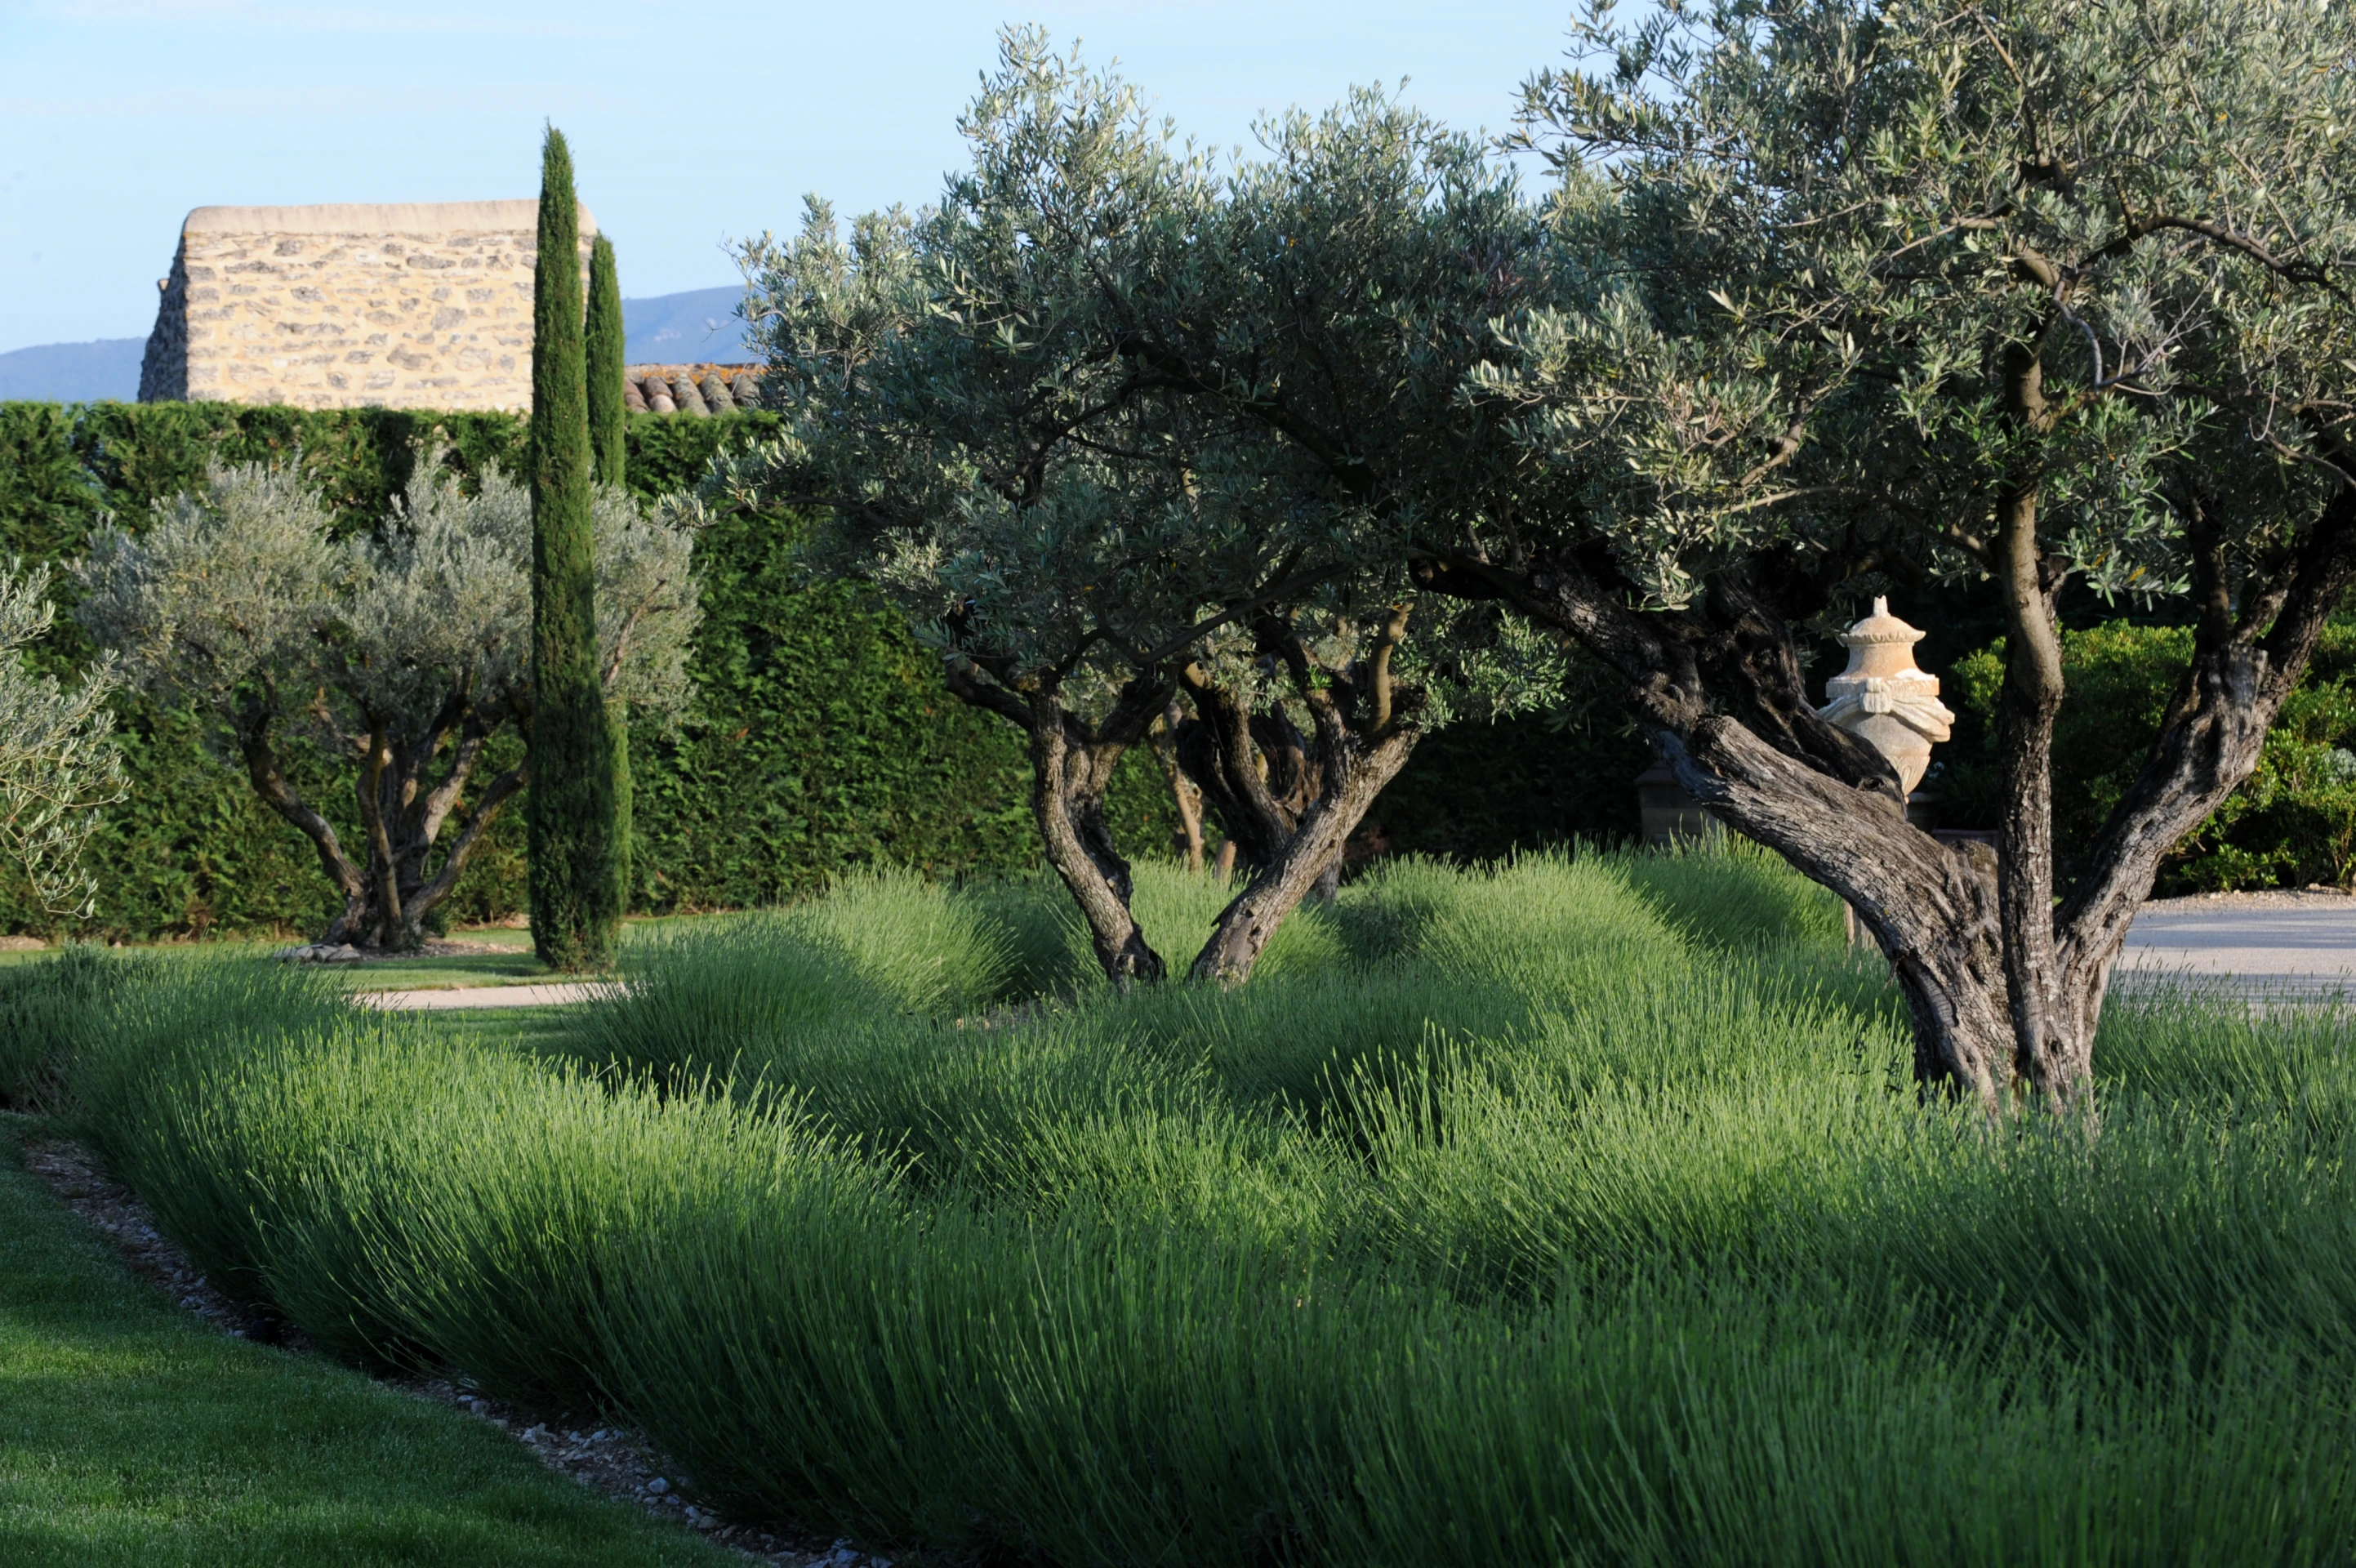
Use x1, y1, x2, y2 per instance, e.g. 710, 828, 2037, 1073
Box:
138, 200, 595, 412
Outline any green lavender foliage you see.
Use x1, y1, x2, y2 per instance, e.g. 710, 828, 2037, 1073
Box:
571, 870, 1017, 1083
528, 128, 620, 971
0, 943, 113, 1109
38, 845, 2356, 1563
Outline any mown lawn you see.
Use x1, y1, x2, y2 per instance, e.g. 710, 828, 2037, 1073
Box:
0, 915, 731, 991
403, 1004, 585, 1054
0, 935, 550, 991
0, 1115, 726, 1568
329, 946, 554, 992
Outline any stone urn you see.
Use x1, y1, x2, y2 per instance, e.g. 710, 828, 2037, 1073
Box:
1817, 597, 1954, 795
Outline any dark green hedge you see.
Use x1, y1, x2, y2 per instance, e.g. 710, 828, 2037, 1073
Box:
1362, 700, 1648, 862
0, 401, 1174, 938
14, 399, 2347, 932
1939, 619, 2356, 893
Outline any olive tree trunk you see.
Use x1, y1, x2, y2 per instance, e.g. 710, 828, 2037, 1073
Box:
1173, 666, 1325, 871
1189, 719, 1416, 985
942, 661, 1171, 990
1183, 607, 1421, 987
1436, 475, 2356, 1109
1148, 702, 1207, 872
234, 693, 528, 951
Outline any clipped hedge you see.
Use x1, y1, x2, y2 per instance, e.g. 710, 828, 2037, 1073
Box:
16, 399, 2350, 931
0, 401, 1174, 938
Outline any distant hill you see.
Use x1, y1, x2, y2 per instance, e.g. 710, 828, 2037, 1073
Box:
623, 286, 756, 364
0, 338, 145, 402
0, 287, 759, 403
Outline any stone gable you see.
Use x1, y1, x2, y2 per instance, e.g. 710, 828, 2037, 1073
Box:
139, 200, 596, 411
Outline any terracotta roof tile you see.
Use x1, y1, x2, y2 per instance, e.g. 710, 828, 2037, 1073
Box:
623, 361, 760, 417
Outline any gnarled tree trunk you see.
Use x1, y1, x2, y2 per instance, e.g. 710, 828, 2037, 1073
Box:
1174, 666, 1325, 871
1148, 702, 1207, 872
1427, 472, 2356, 1108
1189, 720, 1417, 984
943, 660, 1172, 990
1029, 684, 1167, 989
234, 690, 529, 952
1185, 606, 1421, 987
1663, 719, 2015, 1100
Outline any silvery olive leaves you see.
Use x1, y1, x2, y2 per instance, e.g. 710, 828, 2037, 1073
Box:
1485, 0, 2356, 613
78, 454, 697, 753
0, 559, 125, 917
76, 452, 698, 944
722, 29, 1564, 730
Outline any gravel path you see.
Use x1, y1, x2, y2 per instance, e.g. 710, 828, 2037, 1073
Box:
354, 982, 615, 1010
2121, 890, 2356, 1000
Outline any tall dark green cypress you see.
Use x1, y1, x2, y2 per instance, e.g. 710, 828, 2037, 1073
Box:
586, 234, 627, 488
528, 127, 620, 971
583, 232, 634, 920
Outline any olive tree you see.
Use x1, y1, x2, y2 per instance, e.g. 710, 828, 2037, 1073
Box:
78, 457, 696, 951
1424, 0, 2356, 1106
0, 559, 126, 920
719, 32, 1551, 987
1101, 85, 1570, 978
1033, 0, 2356, 1098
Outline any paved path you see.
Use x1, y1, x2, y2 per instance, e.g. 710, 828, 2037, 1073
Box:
2118, 895, 2356, 1001
354, 982, 613, 1010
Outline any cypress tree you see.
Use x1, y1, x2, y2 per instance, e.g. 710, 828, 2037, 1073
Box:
583, 231, 634, 920
527, 126, 619, 971
586, 234, 627, 488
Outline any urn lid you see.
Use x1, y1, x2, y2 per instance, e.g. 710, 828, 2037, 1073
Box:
1837, 596, 1924, 649
1830, 596, 1935, 687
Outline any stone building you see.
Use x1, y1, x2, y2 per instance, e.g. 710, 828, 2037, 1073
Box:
138, 200, 595, 411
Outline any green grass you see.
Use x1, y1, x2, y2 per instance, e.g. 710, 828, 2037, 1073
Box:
0, 1115, 731, 1568
0, 938, 551, 995
330, 948, 554, 992
19, 840, 2356, 1565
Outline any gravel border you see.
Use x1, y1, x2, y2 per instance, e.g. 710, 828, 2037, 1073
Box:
11, 1133, 893, 1568
2140, 887, 2356, 914
354, 982, 614, 1009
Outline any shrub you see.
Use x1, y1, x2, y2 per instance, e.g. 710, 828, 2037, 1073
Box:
0, 943, 114, 1108
571, 871, 1017, 1086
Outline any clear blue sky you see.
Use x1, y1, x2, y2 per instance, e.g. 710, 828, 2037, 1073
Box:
0, 2, 1583, 354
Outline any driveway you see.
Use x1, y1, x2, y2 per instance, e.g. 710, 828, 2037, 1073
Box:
2120, 891, 2356, 1000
